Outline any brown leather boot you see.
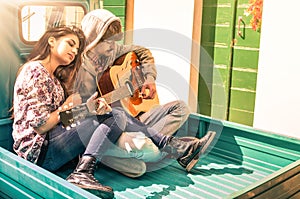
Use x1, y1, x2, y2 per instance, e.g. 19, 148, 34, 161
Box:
66, 155, 114, 199
163, 131, 216, 172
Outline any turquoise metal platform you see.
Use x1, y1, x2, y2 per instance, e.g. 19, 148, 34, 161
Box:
1, 114, 299, 198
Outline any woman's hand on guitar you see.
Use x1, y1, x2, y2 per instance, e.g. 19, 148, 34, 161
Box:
59, 93, 82, 111
86, 92, 112, 115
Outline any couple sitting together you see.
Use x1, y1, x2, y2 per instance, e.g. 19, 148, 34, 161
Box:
12, 9, 216, 199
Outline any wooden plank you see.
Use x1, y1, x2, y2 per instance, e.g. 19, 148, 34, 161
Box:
124, 0, 134, 44
261, 179, 300, 199
290, 191, 300, 199
188, 0, 203, 112
230, 159, 300, 199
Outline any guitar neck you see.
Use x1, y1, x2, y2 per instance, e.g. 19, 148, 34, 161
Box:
60, 83, 133, 127
101, 83, 133, 104
77, 83, 132, 115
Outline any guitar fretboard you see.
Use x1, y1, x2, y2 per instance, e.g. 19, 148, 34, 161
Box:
101, 83, 133, 104
60, 83, 133, 127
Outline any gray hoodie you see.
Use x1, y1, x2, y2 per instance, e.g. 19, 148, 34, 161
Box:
77, 9, 157, 102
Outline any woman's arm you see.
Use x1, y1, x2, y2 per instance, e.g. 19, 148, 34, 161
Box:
34, 93, 82, 134
34, 109, 61, 134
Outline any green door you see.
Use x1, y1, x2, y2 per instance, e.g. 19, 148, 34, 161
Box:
102, 0, 126, 29
199, 0, 261, 126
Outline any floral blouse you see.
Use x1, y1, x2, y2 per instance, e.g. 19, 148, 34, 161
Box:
12, 61, 65, 164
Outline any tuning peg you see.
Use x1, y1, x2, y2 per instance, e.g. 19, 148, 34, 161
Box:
66, 126, 71, 131
66, 110, 71, 114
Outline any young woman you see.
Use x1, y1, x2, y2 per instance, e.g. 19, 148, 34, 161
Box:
12, 26, 115, 198
12, 25, 216, 199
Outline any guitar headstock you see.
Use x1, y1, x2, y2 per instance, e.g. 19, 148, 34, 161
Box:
59, 104, 89, 129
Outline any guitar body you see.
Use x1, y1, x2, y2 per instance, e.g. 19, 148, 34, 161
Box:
97, 52, 159, 117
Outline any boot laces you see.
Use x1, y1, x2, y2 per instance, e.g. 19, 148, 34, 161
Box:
87, 173, 99, 182
88, 159, 100, 182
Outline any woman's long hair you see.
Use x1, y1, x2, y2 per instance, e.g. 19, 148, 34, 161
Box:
11, 26, 86, 118
28, 25, 86, 96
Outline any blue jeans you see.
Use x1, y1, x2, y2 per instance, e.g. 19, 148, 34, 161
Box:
41, 109, 125, 171
139, 100, 190, 136
41, 108, 168, 171
41, 117, 102, 171
103, 101, 190, 162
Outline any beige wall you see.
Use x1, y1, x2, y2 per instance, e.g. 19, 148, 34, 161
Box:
254, 0, 300, 138
133, 0, 195, 105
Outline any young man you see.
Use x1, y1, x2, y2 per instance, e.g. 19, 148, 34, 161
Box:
77, 9, 209, 177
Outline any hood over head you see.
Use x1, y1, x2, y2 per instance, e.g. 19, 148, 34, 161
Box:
81, 9, 122, 52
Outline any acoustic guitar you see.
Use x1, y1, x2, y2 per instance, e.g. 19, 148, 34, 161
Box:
60, 52, 159, 128
59, 82, 134, 128
97, 51, 159, 117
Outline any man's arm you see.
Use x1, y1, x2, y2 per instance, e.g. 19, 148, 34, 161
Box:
116, 44, 157, 99
116, 44, 157, 79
